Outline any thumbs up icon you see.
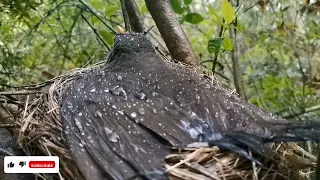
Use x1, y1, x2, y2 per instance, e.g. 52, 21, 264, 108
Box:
7, 162, 14, 168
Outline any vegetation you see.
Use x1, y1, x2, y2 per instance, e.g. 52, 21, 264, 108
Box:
0, 0, 319, 179
0, 0, 319, 167
1, 0, 319, 118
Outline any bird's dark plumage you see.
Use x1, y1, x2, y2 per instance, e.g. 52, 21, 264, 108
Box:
60, 33, 320, 180
0, 129, 34, 180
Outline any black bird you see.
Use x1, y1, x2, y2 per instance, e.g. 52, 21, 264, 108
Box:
60, 33, 320, 180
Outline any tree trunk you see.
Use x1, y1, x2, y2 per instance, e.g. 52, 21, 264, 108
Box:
144, 0, 198, 65
125, 0, 144, 33
229, 28, 246, 99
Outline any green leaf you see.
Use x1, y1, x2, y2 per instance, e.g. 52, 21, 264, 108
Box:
171, 0, 185, 14
222, 0, 235, 24
91, 16, 100, 24
91, 1, 105, 11
99, 30, 114, 45
105, 5, 118, 15
185, 13, 204, 24
184, 0, 192, 5
208, 37, 224, 54
223, 37, 234, 50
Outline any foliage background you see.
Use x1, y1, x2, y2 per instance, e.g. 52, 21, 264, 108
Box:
0, 0, 320, 129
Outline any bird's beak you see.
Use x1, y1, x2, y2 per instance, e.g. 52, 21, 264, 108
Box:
117, 26, 125, 34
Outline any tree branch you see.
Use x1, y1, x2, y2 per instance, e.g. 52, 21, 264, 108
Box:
229, 0, 246, 99
120, 0, 131, 31
0, 91, 43, 95
81, 14, 111, 51
144, 0, 198, 65
212, 23, 224, 74
283, 104, 320, 119
78, 0, 116, 34
125, 0, 144, 32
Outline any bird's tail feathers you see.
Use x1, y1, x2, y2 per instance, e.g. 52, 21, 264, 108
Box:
266, 120, 320, 143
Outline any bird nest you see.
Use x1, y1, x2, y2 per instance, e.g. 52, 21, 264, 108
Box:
10, 61, 317, 180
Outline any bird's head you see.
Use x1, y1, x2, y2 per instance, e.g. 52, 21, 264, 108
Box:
106, 33, 156, 65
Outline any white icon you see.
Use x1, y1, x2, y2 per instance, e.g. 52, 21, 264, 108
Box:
4, 156, 59, 173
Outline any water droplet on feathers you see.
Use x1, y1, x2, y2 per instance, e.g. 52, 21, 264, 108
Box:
75, 118, 83, 131
109, 133, 119, 142
138, 107, 145, 115
134, 146, 139, 152
190, 112, 198, 120
104, 127, 112, 134
111, 86, 127, 100
135, 92, 146, 100
104, 127, 119, 142
87, 136, 94, 144
116, 75, 123, 81
96, 111, 102, 118
67, 101, 73, 109
131, 112, 137, 118
196, 94, 200, 100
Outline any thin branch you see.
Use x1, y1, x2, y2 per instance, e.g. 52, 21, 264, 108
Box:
144, 25, 154, 35
0, 124, 15, 128
248, 59, 268, 110
242, 1, 260, 14
81, 14, 111, 51
212, 23, 224, 74
77, 0, 116, 34
82, 55, 96, 68
284, 104, 320, 119
295, 53, 307, 95
14, 0, 71, 52
0, 99, 23, 106
0, 91, 43, 95
124, 0, 144, 32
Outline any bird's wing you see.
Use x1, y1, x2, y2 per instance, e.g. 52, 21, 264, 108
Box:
169, 67, 320, 144
61, 72, 200, 180
199, 82, 320, 142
